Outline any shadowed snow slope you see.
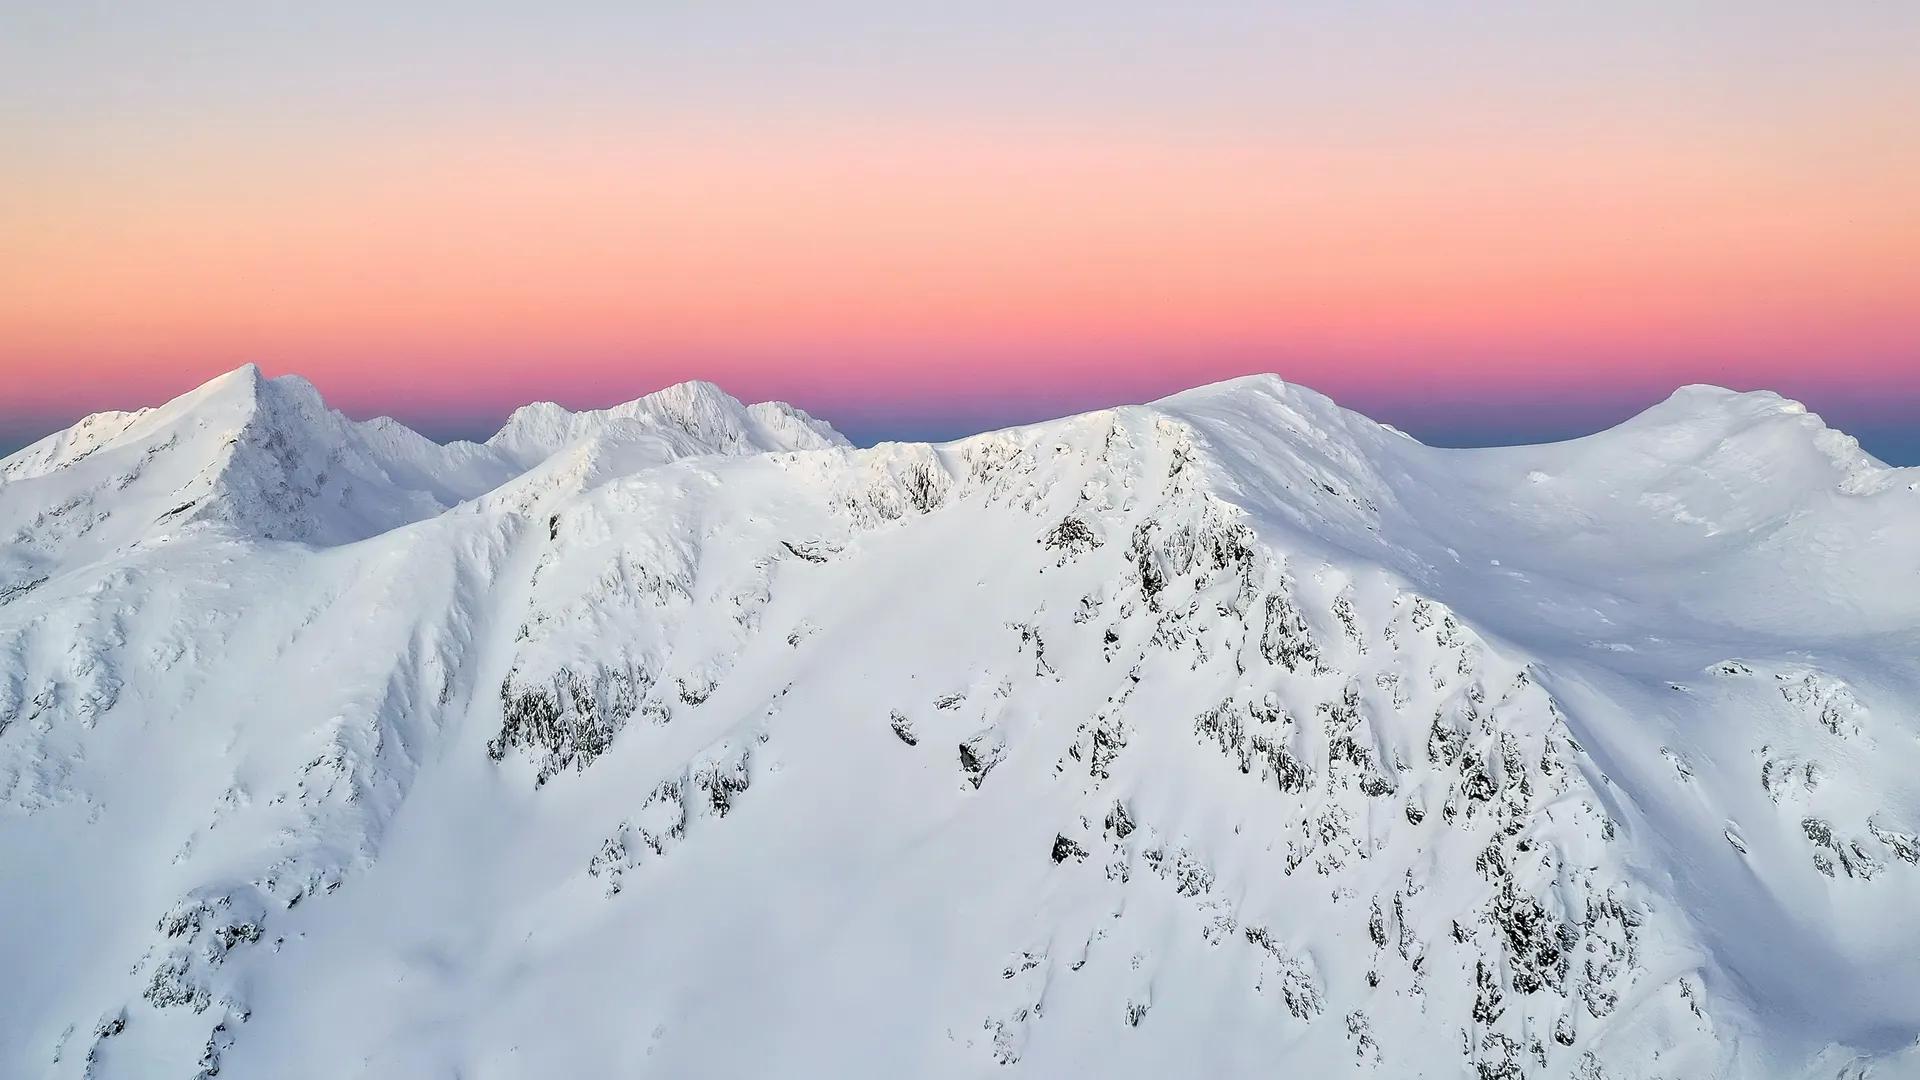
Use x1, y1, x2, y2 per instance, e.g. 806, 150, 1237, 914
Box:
1, 369, 1916, 1079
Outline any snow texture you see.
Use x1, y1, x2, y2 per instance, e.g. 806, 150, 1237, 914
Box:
2, 368, 1918, 1078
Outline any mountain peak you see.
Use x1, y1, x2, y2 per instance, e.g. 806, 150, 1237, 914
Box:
0, 366, 514, 569
2, 370, 857, 578
4, 365, 1920, 1079
637, 377, 737, 410
487, 379, 847, 466
134, 363, 264, 422
1579, 382, 1900, 493
1151, 371, 1296, 402
202, 361, 265, 392
159, 364, 339, 428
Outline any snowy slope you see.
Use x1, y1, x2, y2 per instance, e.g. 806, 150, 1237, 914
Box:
1, 369, 1917, 1079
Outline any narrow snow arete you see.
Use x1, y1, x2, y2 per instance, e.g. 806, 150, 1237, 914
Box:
2, 366, 1918, 1078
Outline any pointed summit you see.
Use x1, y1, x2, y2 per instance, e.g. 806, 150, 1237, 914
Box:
0, 367, 514, 572
2, 369, 857, 581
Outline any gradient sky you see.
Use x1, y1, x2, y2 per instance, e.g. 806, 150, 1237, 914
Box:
4, 3, 1917, 460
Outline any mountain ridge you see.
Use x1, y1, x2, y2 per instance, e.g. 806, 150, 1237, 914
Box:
2, 367, 1917, 1079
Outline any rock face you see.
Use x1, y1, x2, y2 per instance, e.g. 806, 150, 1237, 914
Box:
3, 368, 1920, 1079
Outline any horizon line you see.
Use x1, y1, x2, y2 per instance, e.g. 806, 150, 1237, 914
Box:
4, 364, 1916, 468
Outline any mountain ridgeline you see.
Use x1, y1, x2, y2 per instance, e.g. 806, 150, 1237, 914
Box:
2, 367, 1918, 1079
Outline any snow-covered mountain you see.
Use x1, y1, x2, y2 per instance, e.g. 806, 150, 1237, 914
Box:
2, 368, 1916, 1079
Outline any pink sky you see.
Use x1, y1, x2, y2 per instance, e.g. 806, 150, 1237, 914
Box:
3, 6, 1916, 456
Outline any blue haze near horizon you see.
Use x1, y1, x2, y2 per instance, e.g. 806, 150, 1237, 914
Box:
2, 387, 1912, 466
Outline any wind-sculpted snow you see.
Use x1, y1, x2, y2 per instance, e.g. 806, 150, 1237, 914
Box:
2, 368, 1919, 1078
